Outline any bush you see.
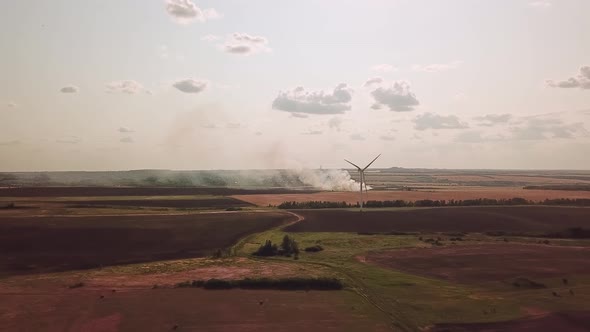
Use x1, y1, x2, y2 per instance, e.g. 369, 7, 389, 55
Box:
68, 282, 84, 289
185, 277, 343, 290
203, 278, 233, 289
304, 245, 324, 252
253, 240, 279, 256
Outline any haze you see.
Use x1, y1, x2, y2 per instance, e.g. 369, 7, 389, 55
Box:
1, 0, 590, 171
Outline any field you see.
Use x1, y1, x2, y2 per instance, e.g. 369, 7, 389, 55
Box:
364, 244, 590, 284
2, 169, 590, 331
0, 287, 387, 332
234, 188, 590, 207
0, 212, 290, 276
284, 206, 590, 233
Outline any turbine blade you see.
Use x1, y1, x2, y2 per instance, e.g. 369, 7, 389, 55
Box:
362, 154, 381, 171
344, 159, 362, 170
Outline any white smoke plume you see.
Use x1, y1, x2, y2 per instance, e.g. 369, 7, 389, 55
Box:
292, 168, 364, 191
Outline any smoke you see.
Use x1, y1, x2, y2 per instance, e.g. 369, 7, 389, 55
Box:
292, 168, 362, 191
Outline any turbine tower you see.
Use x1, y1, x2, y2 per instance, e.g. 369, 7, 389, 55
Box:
344, 154, 381, 211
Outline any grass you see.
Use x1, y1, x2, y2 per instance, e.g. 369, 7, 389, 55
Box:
234, 224, 590, 331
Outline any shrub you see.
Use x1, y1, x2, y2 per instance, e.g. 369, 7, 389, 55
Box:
253, 240, 279, 256
203, 279, 233, 289
512, 277, 546, 289
68, 282, 84, 289
304, 245, 324, 252
188, 277, 343, 290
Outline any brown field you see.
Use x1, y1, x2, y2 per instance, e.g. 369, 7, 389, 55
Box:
0, 186, 318, 197
234, 188, 590, 207
60, 197, 253, 209
0, 287, 388, 332
362, 244, 590, 284
0, 212, 292, 276
430, 311, 590, 332
284, 206, 590, 233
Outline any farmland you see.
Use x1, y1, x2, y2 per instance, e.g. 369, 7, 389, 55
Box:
284, 206, 590, 233
234, 187, 590, 207
2, 169, 590, 331
364, 244, 590, 284
0, 212, 291, 276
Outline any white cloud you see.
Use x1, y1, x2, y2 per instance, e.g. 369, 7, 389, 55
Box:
474, 114, 512, 126
255, 131, 262, 136
0, 140, 21, 146
412, 61, 462, 72
272, 83, 353, 115
414, 113, 468, 130
7, 102, 17, 108
172, 79, 208, 94
529, 1, 551, 8
118, 127, 134, 133
105, 80, 147, 94
120, 137, 134, 143
546, 66, 590, 90
328, 117, 343, 131
226, 122, 243, 129
201, 34, 220, 42
510, 118, 588, 140
371, 64, 397, 73
60, 85, 79, 93
302, 130, 323, 135
165, 0, 221, 24
370, 81, 419, 112
380, 135, 395, 141
350, 133, 365, 141
158, 45, 169, 58
223, 33, 270, 55
56, 136, 81, 144
290, 113, 309, 119
363, 77, 383, 87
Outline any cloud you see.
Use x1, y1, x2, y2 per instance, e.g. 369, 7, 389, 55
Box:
546, 66, 590, 90
255, 131, 262, 136
412, 61, 462, 72
172, 79, 208, 94
7, 102, 16, 108
529, 1, 551, 8
350, 133, 365, 141
118, 127, 134, 133
302, 130, 323, 135
371, 64, 397, 72
370, 81, 419, 112
414, 113, 468, 130
328, 117, 343, 131
272, 83, 353, 115
60, 85, 79, 93
223, 33, 270, 55
201, 34, 220, 42
56, 136, 81, 144
105, 80, 146, 94
363, 77, 383, 87
120, 137, 134, 143
0, 140, 21, 146
474, 114, 512, 126
380, 135, 395, 141
226, 122, 243, 129
165, 0, 221, 24
290, 113, 309, 119
201, 123, 217, 129
510, 118, 588, 140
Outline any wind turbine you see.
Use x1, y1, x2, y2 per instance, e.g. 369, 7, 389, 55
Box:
344, 154, 381, 211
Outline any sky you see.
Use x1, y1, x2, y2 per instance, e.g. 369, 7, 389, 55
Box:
1, 0, 590, 171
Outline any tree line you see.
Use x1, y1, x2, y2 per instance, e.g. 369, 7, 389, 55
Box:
277, 198, 590, 209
